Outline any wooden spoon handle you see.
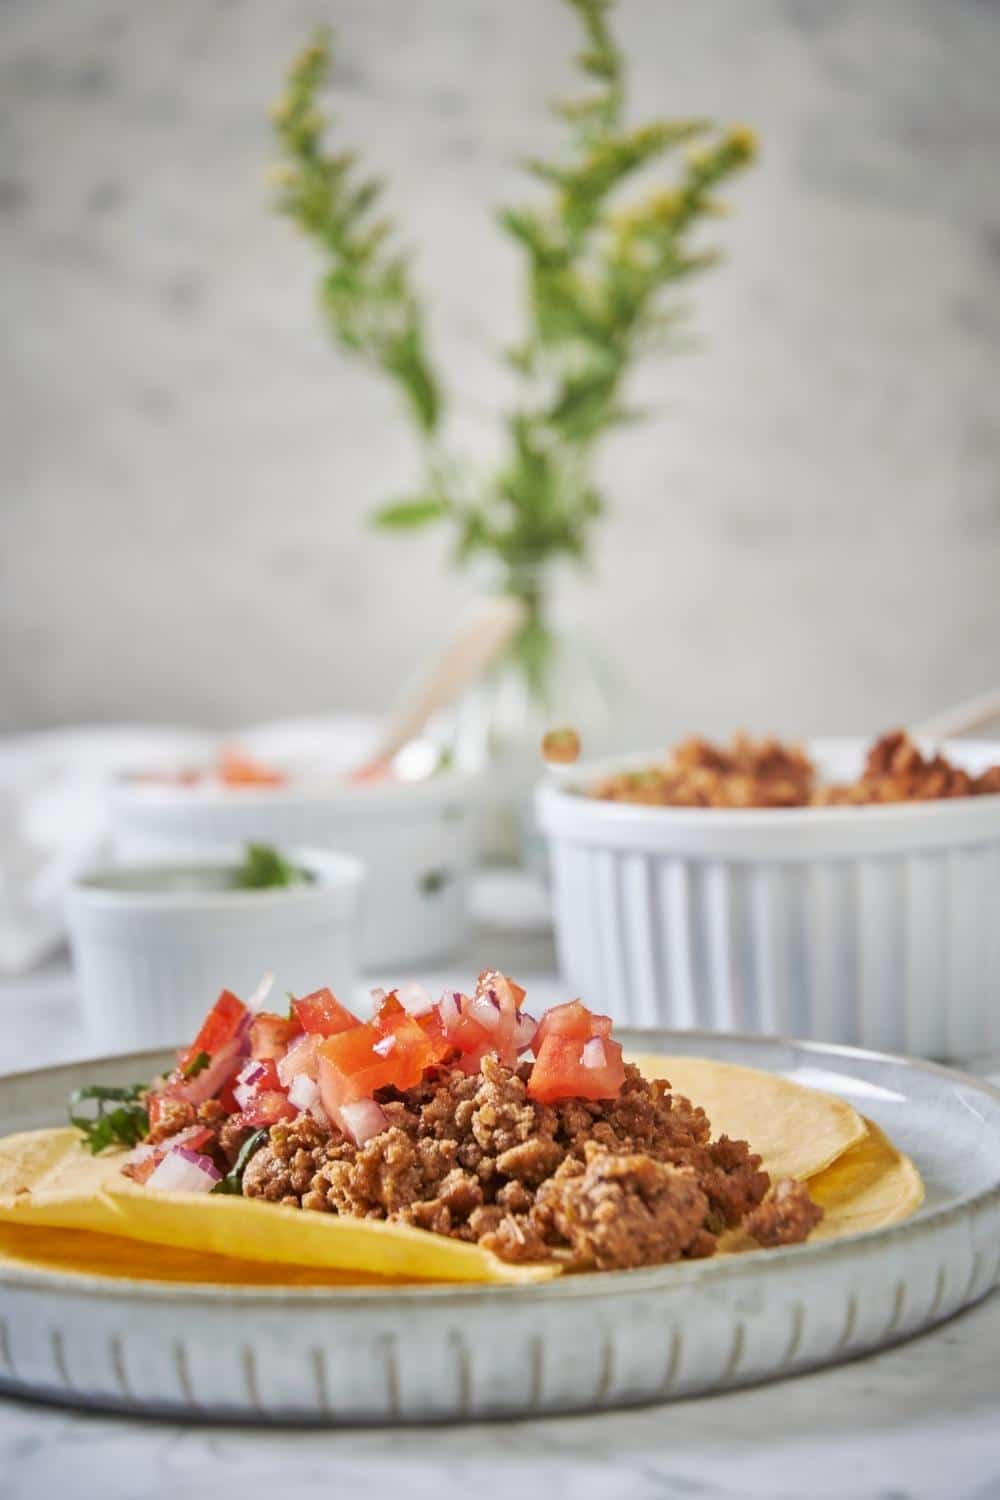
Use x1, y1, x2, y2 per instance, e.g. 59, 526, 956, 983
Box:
911, 688, 1000, 742
355, 595, 527, 774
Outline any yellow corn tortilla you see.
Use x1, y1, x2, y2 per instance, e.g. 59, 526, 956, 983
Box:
0, 1223, 424, 1287
805, 1117, 924, 1240
0, 1128, 554, 1286
0, 1059, 919, 1287
629, 1053, 868, 1181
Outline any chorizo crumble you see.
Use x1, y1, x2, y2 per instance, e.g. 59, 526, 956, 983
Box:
589, 729, 1000, 810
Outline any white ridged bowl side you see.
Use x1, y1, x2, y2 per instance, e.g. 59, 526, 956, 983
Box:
537, 739, 1000, 1057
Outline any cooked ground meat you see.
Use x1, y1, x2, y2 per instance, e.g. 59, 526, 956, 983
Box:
514, 1143, 714, 1270
240, 1057, 806, 1269
742, 1178, 824, 1248
145, 1096, 196, 1144
590, 729, 1000, 809
217, 1114, 256, 1168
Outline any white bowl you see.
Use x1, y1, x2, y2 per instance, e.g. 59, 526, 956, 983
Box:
537, 738, 1000, 1059
66, 849, 364, 1053
108, 770, 480, 969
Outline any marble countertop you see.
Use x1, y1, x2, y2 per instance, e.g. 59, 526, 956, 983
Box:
2, 932, 999, 1500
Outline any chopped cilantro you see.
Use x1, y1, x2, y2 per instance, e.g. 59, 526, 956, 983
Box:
69, 1084, 150, 1155
213, 1128, 269, 1195
232, 843, 300, 890
182, 1049, 211, 1080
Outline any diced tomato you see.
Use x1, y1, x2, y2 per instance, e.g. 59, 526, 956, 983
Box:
438, 993, 492, 1054
317, 1025, 395, 1117
372, 991, 405, 1025
292, 987, 359, 1037
250, 1011, 302, 1061
438, 980, 526, 1067
373, 994, 436, 1051
230, 1058, 293, 1123
415, 1008, 454, 1065
316, 1010, 438, 1124
374, 995, 452, 1068
179, 989, 248, 1071
146, 1094, 169, 1132
129, 1157, 161, 1186
233, 1089, 297, 1128
218, 1077, 240, 1115
218, 749, 286, 787
475, 970, 527, 1009
527, 1034, 626, 1104
531, 1000, 612, 1053
348, 758, 393, 786
246, 1058, 282, 1092
277, 1033, 321, 1087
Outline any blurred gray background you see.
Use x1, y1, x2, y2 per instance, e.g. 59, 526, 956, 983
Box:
2, 0, 998, 743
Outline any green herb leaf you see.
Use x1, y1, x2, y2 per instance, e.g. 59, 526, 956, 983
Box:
233, 844, 299, 890
182, 1050, 211, 1080
69, 1084, 150, 1156
371, 496, 449, 530
213, 1129, 269, 1196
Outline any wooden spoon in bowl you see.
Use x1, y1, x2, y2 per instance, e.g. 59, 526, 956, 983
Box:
911, 688, 1000, 743
349, 595, 527, 783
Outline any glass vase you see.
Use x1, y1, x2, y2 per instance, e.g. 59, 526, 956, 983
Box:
444, 560, 620, 864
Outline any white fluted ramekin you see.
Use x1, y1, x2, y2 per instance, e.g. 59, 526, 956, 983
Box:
537, 738, 1000, 1059
66, 849, 364, 1053
108, 770, 479, 969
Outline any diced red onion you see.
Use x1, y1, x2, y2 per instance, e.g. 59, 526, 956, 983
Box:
246, 970, 275, 1014
124, 1122, 207, 1167
468, 994, 502, 1032
232, 1058, 268, 1110
146, 1145, 221, 1193
288, 1073, 330, 1126
513, 1012, 538, 1052
582, 1037, 607, 1070
174, 1146, 221, 1175
396, 981, 433, 1017
339, 1098, 389, 1146
372, 1033, 396, 1057
277, 1032, 320, 1088
438, 991, 461, 1029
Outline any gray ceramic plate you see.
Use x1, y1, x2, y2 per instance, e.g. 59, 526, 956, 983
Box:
0, 1032, 998, 1423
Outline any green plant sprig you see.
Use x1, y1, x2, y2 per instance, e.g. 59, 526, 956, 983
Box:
271, 32, 442, 437
271, 0, 756, 681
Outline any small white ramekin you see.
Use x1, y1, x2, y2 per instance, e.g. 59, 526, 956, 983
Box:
537, 738, 1000, 1059
107, 770, 479, 969
66, 849, 364, 1053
